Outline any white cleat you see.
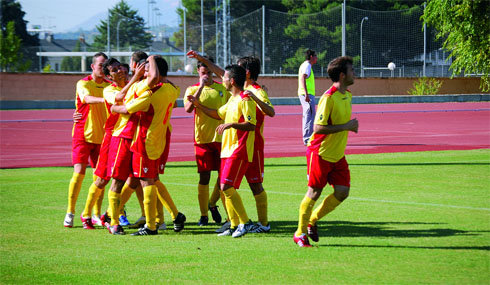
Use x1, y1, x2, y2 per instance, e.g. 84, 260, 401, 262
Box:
91, 215, 103, 227
64, 213, 74, 228
232, 221, 254, 238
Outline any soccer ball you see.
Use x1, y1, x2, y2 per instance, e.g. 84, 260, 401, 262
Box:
185, 64, 193, 73
387, 62, 396, 71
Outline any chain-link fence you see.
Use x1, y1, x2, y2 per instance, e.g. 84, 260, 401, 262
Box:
27, 4, 452, 77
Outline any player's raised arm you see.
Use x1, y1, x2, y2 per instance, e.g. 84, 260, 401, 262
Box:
244, 90, 275, 117
114, 63, 145, 103
187, 50, 225, 79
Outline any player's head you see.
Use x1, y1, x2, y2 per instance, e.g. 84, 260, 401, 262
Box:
130, 51, 149, 71
91, 52, 108, 78
154, 55, 168, 77
197, 56, 214, 85
120, 63, 130, 80
327, 56, 354, 85
237, 56, 261, 81
223, 64, 246, 90
305, 49, 317, 64
103, 58, 120, 77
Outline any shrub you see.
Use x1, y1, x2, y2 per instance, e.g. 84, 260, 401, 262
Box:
408, 77, 443, 95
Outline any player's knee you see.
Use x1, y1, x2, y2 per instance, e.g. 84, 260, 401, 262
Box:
199, 172, 211, 185
333, 186, 349, 201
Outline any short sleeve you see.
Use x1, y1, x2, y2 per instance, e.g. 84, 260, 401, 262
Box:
76, 80, 91, 103
314, 96, 333, 126
241, 99, 256, 126
217, 101, 228, 120
126, 90, 151, 114
103, 87, 117, 105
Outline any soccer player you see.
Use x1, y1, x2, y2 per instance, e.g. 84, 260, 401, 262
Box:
187, 61, 257, 238
79, 57, 128, 229
64, 52, 110, 228
293, 56, 359, 247
112, 55, 181, 236
184, 56, 230, 227
187, 51, 274, 234
298, 49, 318, 146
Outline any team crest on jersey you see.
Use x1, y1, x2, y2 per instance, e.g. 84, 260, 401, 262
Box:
219, 91, 223, 97
247, 115, 252, 121
143, 167, 149, 173
319, 114, 323, 120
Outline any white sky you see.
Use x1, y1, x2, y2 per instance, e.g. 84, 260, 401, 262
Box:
19, 0, 181, 33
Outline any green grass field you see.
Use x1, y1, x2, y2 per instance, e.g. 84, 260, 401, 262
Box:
1, 149, 489, 284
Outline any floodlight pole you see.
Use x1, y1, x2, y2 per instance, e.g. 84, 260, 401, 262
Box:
117, 19, 124, 52
201, 0, 204, 53
360, 17, 368, 77
107, 9, 111, 56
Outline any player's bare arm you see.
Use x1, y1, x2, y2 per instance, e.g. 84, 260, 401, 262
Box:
314, 118, 359, 134
184, 75, 207, 113
187, 50, 225, 78
111, 104, 128, 115
115, 63, 145, 103
216, 121, 255, 134
186, 95, 221, 120
302, 74, 310, 102
83, 95, 105, 104
244, 90, 275, 117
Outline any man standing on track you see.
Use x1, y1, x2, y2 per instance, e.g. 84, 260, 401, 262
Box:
298, 49, 318, 146
294, 56, 359, 247
184, 56, 230, 227
64, 52, 110, 228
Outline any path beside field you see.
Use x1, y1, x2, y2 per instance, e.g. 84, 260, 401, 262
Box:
1, 102, 489, 168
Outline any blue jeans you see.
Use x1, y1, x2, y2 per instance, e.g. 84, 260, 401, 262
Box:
299, 94, 316, 145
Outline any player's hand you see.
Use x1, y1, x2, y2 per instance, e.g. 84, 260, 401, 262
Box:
216, 123, 232, 134
346, 118, 359, 133
244, 90, 256, 100
73, 111, 82, 123
305, 94, 311, 103
262, 84, 269, 93
187, 95, 199, 107
133, 62, 146, 79
199, 74, 209, 87
186, 50, 200, 59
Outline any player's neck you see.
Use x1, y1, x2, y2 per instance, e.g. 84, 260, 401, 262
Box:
244, 79, 254, 88
332, 82, 346, 94
92, 73, 104, 84
231, 85, 242, 97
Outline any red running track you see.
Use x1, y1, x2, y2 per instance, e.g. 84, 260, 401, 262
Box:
0, 102, 489, 168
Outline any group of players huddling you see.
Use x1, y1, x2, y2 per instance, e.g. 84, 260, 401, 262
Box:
63, 49, 358, 246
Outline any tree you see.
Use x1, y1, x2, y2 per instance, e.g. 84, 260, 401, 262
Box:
61, 40, 90, 71
423, 0, 490, 91
92, 0, 153, 51
0, 0, 39, 71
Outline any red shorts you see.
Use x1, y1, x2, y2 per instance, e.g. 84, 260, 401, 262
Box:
195, 142, 221, 173
245, 149, 264, 184
157, 129, 172, 174
72, 138, 100, 168
220, 157, 250, 189
306, 149, 350, 189
108, 137, 133, 181
94, 132, 112, 180
132, 152, 159, 179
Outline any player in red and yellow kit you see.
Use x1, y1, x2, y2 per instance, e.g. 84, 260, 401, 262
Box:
184, 56, 231, 227
238, 56, 275, 234
187, 62, 257, 238
113, 55, 181, 236
78, 58, 128, 229
63, 52, 110, 228
294, 56, 359, 247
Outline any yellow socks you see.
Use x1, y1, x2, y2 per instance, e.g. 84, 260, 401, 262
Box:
219, 189, 229, 221
155, 180, 178, 220
223, 187, 249, 224
254, 190, 268, 226
156, 198, 164, 226
93, 187, 105, 217
310, 194, 341, 226
209, 182, 220, 207
134, 184, 145, 216
295, 195, 316, 237
82, 183, 103, 218
143, 185, 157, 231
108, 191, 121, 226
198, 184, 209, 217
118, 183, 135, 217
67, 172, 85, 214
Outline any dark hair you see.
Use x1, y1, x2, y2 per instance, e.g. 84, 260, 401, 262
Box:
121, 63, 130, 71
154, 55, 168, 77
197, 56, 214, 69
237, 56, 261, 81
327, 56, 353, 82
102, 58, 120, 76
92, 52, 108, 64
224, 64, 246, 89
305, 49, 316, 60
131, 51, 148, 64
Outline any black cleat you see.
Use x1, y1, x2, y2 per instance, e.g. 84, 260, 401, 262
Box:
173, 212, 186, 232
131, 225, 158, 236
208, 205, 222, 224
198, 216, 209, 226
